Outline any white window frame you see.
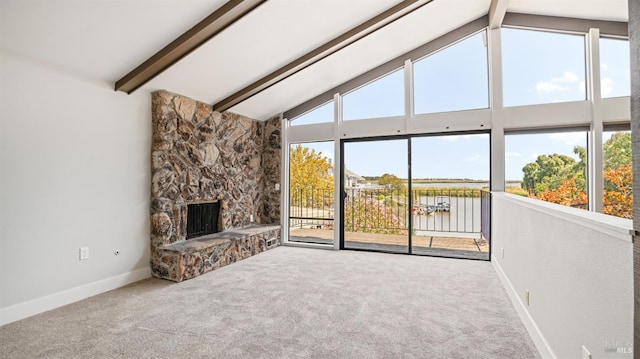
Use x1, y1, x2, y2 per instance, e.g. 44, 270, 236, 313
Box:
280, 24, 631, 250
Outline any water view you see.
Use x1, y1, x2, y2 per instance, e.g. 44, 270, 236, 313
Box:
412, 182, 488, 189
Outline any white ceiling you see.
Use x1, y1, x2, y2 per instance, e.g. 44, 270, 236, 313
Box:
0, 0, 630, 120
144, 0, 400, 108
0, 0, 227, 84
508, 0, 628, 22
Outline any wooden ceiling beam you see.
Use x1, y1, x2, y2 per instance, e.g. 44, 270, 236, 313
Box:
115, 0, 266, 94
213, 0, 433, 113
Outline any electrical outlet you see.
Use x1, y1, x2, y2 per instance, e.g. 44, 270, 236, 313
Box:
581, 345, 591, 359
275, 183, 280, 191
79, 247, 89, 261
250, 215, 254, 222
525, 290, 530, 306
501, 248, 504, 259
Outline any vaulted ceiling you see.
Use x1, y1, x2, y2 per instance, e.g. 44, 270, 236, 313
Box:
0, 0, 629, 121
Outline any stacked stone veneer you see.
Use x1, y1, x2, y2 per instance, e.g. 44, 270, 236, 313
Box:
261, 118, 281, 224
160, 225, 281, 282
150, 90, 281, 281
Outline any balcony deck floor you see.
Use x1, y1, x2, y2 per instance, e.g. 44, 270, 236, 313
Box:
290, 228, 489, 260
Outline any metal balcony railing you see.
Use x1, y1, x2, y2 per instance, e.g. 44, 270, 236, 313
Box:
289, 187, 491, 238
411, 188, 484, 234
289, 187, 335, 230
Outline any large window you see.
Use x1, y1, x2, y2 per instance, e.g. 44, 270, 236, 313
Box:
288, 141, 335, 244
290, 101, 334, 126
600, 38, 630, 98
413, 32, 489, 114
502, 28, 586, 107
505, 130, 588, 209
501, 127, 632, 218
285, 23, 632, 237
342, 69, 404, 121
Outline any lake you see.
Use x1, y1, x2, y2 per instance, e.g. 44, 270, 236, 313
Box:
408, 181, 522, 189
413, 194, 483, 233
411, 182, 489, 189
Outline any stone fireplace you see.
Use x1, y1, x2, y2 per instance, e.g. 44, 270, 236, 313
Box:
150, 90, 281, 281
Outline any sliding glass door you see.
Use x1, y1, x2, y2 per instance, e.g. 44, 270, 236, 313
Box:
411, 134, 490, 260
342, 139, 409, 253
340, 133, 490, 260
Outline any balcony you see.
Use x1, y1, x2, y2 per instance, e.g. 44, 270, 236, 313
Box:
289, 187, 491, 260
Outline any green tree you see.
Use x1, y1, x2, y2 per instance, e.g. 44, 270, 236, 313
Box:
289, 145, 333, 208
521, 133, 633, 216
604, 132, 632, 170
378, 173, 407, 192
602, 132, 632, 218
571, 145, 587, 192
522, 153, 581, 195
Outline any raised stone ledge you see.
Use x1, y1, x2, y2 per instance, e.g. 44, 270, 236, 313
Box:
152, 224, 281, 282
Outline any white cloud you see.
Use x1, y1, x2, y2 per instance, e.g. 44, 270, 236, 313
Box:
601, 63, 609, 72
464, 154, 481, 162
579, 80, 586, 94
548, 132, 585, 146
535, 81, 567, 95
535, 71, 580, 95
553, 71, 579, 83
505, 151, 522, 162
601, 77, 614, 96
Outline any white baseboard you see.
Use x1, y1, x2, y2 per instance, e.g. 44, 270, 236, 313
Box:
0, 267, 151, 326
491, 257, 556, 359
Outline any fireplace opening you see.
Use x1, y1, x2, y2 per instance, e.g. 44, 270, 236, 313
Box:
186, 201, 221, 239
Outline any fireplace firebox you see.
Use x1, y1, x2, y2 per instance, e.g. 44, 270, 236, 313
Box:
186, 201, 221, 239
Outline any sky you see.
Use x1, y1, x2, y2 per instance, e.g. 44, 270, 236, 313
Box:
290, 29, 630, 182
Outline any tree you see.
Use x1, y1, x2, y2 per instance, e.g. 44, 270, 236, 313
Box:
603, 164, 633, 218
378, 173, 406, 192
289, 145, 333, 190
520, 132, 633, 218
289, 145, 334, 208
571, 145, 587, 192
601, 132, 633, 218
522, 152, 584, 195
536, 178, 587, 208
522, 146, 587, 208
344, 197, 407, 235
604, 132, 632, 170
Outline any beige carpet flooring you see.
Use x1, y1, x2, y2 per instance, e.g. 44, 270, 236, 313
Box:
0, 246, 540, 358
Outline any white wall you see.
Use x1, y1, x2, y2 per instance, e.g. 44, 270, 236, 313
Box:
492, 193, 633, 359
0, 51, 151, 325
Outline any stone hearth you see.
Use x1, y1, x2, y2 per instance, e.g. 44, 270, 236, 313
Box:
150, 90, 281, 281
160, 224, 280, 282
